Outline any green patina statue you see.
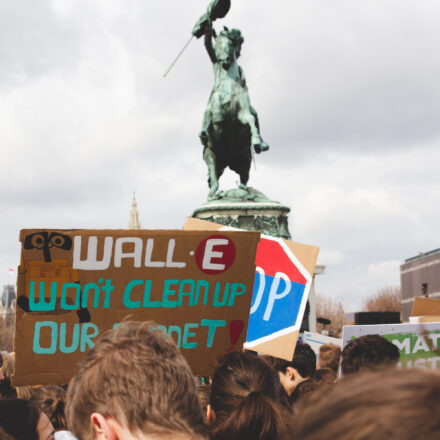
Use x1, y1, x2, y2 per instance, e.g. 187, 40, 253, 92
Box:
192, 0, 270, 199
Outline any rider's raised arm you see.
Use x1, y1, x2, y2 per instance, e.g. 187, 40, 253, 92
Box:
204, 23, 217, 64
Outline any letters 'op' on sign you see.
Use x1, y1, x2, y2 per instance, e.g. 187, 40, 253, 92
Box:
184, 218, 319, 361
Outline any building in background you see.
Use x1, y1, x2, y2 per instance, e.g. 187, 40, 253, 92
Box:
1, 284, 16, 310
400, 248, 440, 321
129, 192, 141, 229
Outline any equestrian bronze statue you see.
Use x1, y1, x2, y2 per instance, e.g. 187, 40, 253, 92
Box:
192, 0, 270, 198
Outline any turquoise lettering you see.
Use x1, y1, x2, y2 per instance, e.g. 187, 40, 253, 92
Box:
201, 319, 226, 347
81, 283, 100, 309
101, 279, 114, 308
59, 323, 80, 353
195, 280, 210, 305
61, 283, 81, 310
213, 282, 229, 307
123, 280, 143, 309
33, 321, 57, 354
29, 281, 56, 312
163, 280, 178, 308
142, 281, 161, 308
80, 323, 99, 352
168, 325, 182, 348
182, 323, 198, 349
178, 279, 195, 306
227, 283, 246, 306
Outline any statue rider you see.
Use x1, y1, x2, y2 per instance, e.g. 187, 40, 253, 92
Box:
198, 20, 270, 156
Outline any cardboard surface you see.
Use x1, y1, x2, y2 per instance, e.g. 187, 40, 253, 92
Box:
411, 297, 440, 317
183, 218, 319, 361
342, 322, 440, 370
14, 229, 260, 386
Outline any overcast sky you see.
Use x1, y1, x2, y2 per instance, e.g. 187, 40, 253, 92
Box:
1, 0, 440, 312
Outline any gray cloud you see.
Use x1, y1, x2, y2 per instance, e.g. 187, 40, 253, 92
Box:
1, 0, 440, 313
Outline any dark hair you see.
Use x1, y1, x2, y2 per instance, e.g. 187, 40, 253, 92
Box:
318, 343, 341, 373
209, 351, 292, 440
313, 368, 337, 384
31, 385, 67, 431
292, 369, 440, 440
269, 343, 316, 379
0, 399, 41, 440
0, 352, 17, 399
66, 321, 206, 440
341, 334, 400, 375
290, 368, 337, 406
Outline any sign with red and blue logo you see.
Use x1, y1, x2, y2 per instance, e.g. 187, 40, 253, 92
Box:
244, 235, 312, 348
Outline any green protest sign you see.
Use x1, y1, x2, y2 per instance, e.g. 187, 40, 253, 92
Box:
342, 323, 440, 370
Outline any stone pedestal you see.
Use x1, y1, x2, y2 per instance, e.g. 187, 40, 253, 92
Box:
191, 186, 292, 240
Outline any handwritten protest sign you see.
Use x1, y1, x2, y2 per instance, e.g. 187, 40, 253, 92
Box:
14, 229, 260, 386
342, 322, 440, 370
183, 218, 319, 361
303, 331, 342, 358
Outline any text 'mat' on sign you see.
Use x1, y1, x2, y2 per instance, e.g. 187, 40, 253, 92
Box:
14, 229, 260, 386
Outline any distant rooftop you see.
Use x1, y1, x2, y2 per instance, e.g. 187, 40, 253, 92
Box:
405, 247, 440, 263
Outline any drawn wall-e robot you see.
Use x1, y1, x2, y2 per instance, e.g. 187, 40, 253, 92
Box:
17, 231, 91, 323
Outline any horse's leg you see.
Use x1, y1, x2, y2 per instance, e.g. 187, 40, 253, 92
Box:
237, 94, 269, 154
203, 147, 219, 197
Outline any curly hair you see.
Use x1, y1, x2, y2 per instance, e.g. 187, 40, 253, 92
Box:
31, 385, 67, 431
341, 334, 399, 375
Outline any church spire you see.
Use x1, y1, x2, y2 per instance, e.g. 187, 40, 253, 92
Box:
129, 191, 141, 229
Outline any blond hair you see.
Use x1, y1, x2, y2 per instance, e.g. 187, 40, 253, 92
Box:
66, 321, 206, 440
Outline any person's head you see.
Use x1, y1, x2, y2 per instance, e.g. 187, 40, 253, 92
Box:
269, 343, 316, 396
66, 321, 206, 440
290, 368, 336, 406
195, 378, 210, 417
0, 351, 17, 398
209, 351, 291, 440
291, 368, 440, 440
341, 334, 400, 376
215, 31, 236, 68
31, 385, 67, 431
226, 28, 244, 58
318, 343, 341, 373
0, 398, 55, 440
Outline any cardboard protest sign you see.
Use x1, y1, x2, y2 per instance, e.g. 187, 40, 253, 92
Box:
342, 322, 440, 370
184, 218, 319, 361
303, 331, 342, 358
14, 229, 260, 386
411, 297, 440, 318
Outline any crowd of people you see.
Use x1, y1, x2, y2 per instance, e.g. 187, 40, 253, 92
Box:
0, 321, 439, 440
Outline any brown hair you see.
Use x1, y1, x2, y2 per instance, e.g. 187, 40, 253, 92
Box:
290, 369, 336, 406
0, 352, 17, 399
341, 334, 399, 375
31, 385, 67, 431
66, 321, 206, 440
318, 344, 341, 373
268, 343, 316, 378
292, 368, 440, 440
0, 398, 41, 440
209, 351, 292, 440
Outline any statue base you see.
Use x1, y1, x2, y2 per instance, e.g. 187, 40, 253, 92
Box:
191, 186, 291, 240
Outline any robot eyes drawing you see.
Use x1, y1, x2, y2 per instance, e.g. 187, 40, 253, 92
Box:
20, 232, 90, 323
24, 231, 72, 263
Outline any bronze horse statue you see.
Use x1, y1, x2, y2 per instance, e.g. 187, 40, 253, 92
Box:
195, 20, 270, 198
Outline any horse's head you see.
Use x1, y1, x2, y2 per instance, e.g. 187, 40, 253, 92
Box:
215, 32, 235, 68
